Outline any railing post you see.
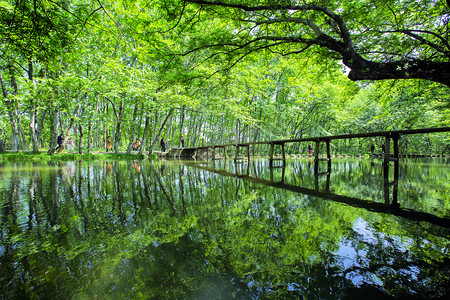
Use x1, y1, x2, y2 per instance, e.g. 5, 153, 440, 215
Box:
269, 143, 274, 168
281, 143, 286, 166
234, 145, 239, 162
384, 135, 391, 164
212, 146, 216, 160
383, 162, 390, 205
393, 133, 399, 161
246, 145, 250, 162
314, 140, 320, 173
326, 140, 331, 172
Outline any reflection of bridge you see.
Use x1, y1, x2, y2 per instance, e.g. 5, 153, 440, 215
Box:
171, 127, 450, 171
185, 162, 450, 229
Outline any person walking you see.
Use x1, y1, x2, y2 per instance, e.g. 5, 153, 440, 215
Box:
68, 137, 74, 151
133, 139, 141, 151
106, 136, 113, 152
56, 133, 64, 151
160, 138, 166, 152
180, 135, 185, 148
308, 143, 312, 156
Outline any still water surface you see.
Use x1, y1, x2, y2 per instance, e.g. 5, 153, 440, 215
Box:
0, 158, 449, 299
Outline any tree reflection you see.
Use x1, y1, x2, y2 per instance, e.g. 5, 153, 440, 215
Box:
0, 159, 448, 299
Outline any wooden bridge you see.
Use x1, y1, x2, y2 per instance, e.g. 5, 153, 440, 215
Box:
169, 127, 450, 171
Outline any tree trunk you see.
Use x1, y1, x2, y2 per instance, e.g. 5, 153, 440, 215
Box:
152, 110, 159, 144
87, 116, 92, 153
179, 105, 185, 147
47, 109, 60, 155
17, 114, 28, 150
78, 124, 83, 154
0, 74, 20, 151
150, 108, 174, 151
165, 112, 174, 149
139, 116, 151, 154
114, 100, 125, 154
126, 100, 139, 154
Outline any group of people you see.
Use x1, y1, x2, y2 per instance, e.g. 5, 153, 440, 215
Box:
55, 134, 74, 152
160, 135, 185, 152
104, 135, 186, 153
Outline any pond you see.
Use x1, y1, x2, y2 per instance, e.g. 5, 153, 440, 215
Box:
0, 158, 449, 299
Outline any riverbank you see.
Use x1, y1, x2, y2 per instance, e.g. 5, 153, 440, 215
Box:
0, 151, 157, 161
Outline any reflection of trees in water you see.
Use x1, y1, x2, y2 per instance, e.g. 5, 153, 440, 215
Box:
0, 160, 448, 299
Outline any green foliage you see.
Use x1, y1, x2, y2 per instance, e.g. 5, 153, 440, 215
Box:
0, 0, 448, 155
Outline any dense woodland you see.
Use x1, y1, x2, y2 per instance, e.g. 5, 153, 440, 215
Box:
0, 0, 449, 155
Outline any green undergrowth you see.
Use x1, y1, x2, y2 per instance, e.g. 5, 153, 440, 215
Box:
0, 152, 158, 161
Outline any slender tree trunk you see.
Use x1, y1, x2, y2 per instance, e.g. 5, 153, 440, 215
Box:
17, 114, 27, 150
114, 100, 125, 154
87, 116, 92, 153
150, 108, 174, 151
28, 62, 43, 153
139, 116, 151, 154
30, 104, 39, 152
165, 112, 174, 149
47, 109, 60, 155
105, 96, 125, 154
78, 124, 83, 154
1, 74, 20, 150
152, 110, 158, 143
126, 100, 139, 154
179, 105, 185, 147
137, 102, 144, 137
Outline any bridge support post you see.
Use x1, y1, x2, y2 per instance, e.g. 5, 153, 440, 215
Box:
246, 145, 250, 162
393, 134, 399, 161
269, 143, 274, 167
384, 135, 391, 164
326, 140, 331, 172
212, 147, 216, 160
314, 140, 320, 173
234, 145, 239, 162
281, 143, 286, 166
383, 163, 390, 205
224, 146, 227, 159
392, 133, 400, 208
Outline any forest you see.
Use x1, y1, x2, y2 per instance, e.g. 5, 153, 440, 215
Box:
1, 0, 449, 156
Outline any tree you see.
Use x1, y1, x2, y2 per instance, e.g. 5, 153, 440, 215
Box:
169, 0, 450, 87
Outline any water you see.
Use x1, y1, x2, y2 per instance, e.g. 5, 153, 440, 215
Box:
0, 158, 448, 299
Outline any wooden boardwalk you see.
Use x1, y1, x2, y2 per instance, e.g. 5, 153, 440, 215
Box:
170, 127, 450, 171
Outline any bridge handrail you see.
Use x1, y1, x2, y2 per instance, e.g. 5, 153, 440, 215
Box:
175, 127, 450, 150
